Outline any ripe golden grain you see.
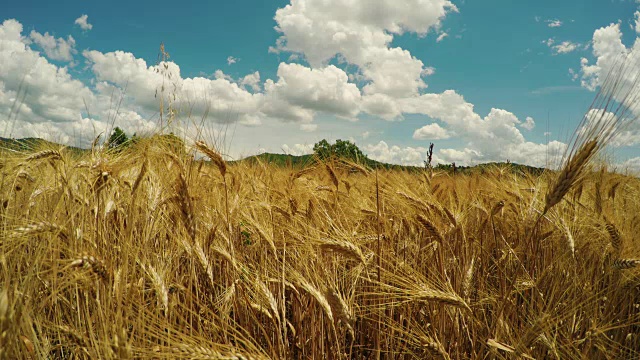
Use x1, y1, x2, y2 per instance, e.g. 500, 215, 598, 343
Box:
69, 254, 109, 281
5, 60, 640, 359
544, 140, 597, 214
612, 258, 640, 270
325, 163, 338, 188
604, 219, 622, 256
416, 214, 444, 243
195, 140, 227, 177
318, 237, 366, 264
25, 149, 63, 162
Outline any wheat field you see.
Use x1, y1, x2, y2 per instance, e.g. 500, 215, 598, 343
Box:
0, 132, 639, 359
3, 46, 640, 360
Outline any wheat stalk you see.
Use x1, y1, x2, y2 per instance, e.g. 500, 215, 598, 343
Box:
294, 275, 334, 324
291, 166, 315, 180
490, 200, 505, 216
421, 336, 451, 360
143, 264, 169, 315
193, 241, 214, 286
272, 205, 291, 220
612, 258, 640, 270
442, 207, 457, 227
131, 159, 148, 195
325, 287, 354, 335
462, 257, 475, 299
25, 149, 63, 162
608, 181, 621, 201
254, 278, 281, 325
69, 254, 109, 281
195, 141, 226, 177
250, 303, 274, 320
13, 221, 67, 239
543, 51, 640, 214
212, 245, 238, 271
604, 219, 622, 256
318, 238, 366, 264
16, 170, 35, 182
397, 191, 429, 210
325, 163, 338, 189
562, 220, 576, 260
416, 214, 444, 243
175, 174, 196, 240
339, 159, 369, 175
170, 344, 266, 360
544, 140, 598, 214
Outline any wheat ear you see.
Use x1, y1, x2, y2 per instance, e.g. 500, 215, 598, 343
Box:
175, 174, 196, 240
416, 214, 444, 243
195, 141, 226, 177
25, 149, 63, 162
69, 254, 109, 281
544, 140, 597, 214
318, 238, 366, 264
604, 219, 622, 256
325, 163, 338, 189
612, 258, 640, 270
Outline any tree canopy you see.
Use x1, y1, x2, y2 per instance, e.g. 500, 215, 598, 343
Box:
313, 139, 368, 163
107, 127, 128, 150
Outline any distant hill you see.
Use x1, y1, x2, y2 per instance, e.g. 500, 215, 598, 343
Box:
235, 152, 545, 176
235, 152, 426, 171
0, 137, 87, 156
235, 152, 315, 168
0, 137, 545, 175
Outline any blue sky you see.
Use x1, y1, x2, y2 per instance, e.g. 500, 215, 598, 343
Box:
2, 0, 640, 169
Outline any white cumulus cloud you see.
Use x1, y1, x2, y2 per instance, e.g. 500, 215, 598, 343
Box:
267, 0, 564, 167
74, 15, 92, 31
547, 19, 562, 28
545, 38, 580, 54
579, 21, 640, 147
413, 123, 451, 139
402, 90, 562, 166
273, 0, 457, 98
438, 147, 481, 164
0, 20, 93, 126
1, 7, 605, 168
282, 143, 314, 156
29, 31, 76, 61
361, 93, 403, 120
618, 156, 640, 174
0, 19, 158, 147
554, 41, 579, 54
364, 141, 428, 166
240, 71, 261, 92
83, 50, 265, 125
580, 23, 627, 91
521, 116, 535, 130
262, 63, 361, 122
568, 68, 579, 81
